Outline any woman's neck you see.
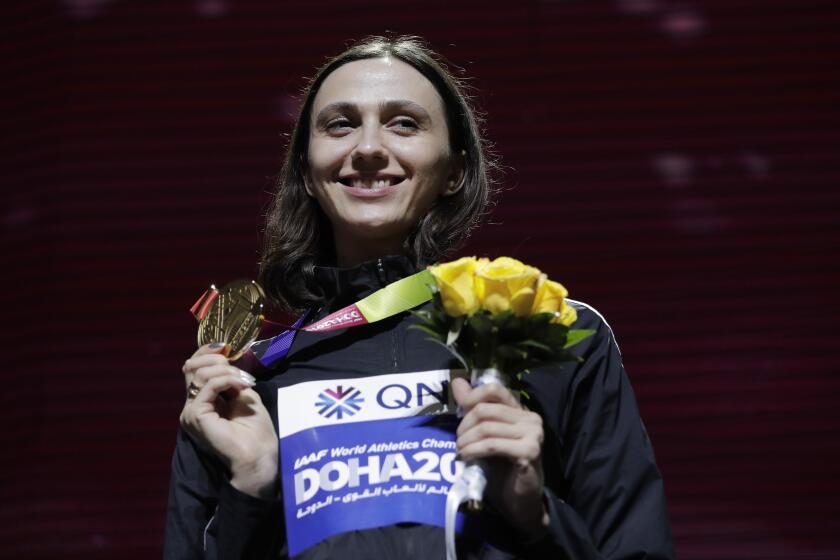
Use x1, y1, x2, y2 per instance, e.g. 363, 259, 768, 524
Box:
333, 233, 407, 268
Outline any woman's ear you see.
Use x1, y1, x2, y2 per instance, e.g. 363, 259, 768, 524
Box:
443, 149, 466, 196
300, 156, 315, 197
303, 174, 314, 197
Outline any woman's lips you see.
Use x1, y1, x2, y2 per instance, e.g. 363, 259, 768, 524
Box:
338, 177, 405, 198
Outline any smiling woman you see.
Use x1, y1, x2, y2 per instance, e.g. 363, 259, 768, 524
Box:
306, 57, 464, 266
165, 35, 674, 560
259, 37, 493, 314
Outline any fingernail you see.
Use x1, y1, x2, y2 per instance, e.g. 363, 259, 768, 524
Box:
238, 369, 256, 385
210, 342, 226, 349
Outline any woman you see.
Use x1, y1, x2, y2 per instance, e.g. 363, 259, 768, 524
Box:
165, 36, 674, 559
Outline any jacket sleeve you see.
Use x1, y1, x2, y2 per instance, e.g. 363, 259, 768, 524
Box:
163, 425, 286, 560
163, 427, 224, 559
213, 479, 285, 559
521, 306, 675, 559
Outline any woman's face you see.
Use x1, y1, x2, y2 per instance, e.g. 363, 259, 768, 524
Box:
307, 57, 461, 257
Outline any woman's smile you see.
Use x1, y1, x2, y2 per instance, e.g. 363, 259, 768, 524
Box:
337, 173, 406, 196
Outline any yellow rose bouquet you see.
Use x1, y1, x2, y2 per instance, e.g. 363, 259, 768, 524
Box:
413, 256, 594, 395
416, 256, 595, 560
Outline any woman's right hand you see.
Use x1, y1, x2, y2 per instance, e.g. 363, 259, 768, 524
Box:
179, 343, 279, 499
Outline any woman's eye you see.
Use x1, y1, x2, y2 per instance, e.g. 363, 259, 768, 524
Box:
391, 118, 419, 130
326, 118, 353, 132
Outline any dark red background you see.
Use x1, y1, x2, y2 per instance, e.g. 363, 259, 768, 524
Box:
2, 0, 839, 558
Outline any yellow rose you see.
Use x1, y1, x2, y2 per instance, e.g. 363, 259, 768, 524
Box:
428, 257, 481, 316
556, 301, 577, 326
531, 277, 577, 326
475, 257, 542, 317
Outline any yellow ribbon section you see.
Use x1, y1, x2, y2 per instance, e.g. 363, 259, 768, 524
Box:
356, 269, 435, 322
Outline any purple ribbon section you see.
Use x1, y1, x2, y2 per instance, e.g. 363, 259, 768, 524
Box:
258, 311, 308, 367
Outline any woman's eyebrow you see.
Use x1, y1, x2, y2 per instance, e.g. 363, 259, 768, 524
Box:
380, 99, 432, 122
314, 102, 356, 127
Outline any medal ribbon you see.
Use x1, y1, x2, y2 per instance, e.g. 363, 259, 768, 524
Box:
190, 285, 220, 321
258, 269, 434, 366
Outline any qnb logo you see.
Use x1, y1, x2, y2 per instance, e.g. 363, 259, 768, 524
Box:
315, 386, 364, 420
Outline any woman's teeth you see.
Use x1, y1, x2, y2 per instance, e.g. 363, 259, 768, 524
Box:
342, 178, 402, 189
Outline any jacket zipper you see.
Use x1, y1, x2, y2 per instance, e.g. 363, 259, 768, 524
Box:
376, 258, 400, 372
375, 258, 387, 285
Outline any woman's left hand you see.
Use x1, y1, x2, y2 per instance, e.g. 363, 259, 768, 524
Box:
451, 377, 549, 540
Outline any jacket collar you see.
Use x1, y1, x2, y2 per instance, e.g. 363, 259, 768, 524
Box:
313, 255, 418, 311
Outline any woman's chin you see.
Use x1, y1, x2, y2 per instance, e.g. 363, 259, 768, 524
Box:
340, 216, 409, 237
332, 220, 411, 254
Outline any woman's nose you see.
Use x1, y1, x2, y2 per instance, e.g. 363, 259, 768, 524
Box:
351, 123, 387, 163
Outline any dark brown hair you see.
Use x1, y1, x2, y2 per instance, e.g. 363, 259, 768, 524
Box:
259, 35, 497, 312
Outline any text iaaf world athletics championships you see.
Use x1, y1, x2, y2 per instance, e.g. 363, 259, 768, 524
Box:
294, 438, 457, 470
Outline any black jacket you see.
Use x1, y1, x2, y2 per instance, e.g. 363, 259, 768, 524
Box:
164, 256, 675, 559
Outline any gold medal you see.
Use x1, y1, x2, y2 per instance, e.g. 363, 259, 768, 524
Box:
192, 279, 266, 361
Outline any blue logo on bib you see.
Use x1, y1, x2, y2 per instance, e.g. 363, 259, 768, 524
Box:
315, 386, 364, 419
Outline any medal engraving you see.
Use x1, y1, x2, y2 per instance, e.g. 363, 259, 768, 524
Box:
196, 279, 265, 360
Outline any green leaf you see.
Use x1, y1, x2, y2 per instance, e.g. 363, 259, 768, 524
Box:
564, 329, 595, 349
446, 315, 465, 346
467, 311, 493, 336
497, 311, 523, 334
518, 339, 553, 353
431, 309, 454, 333
408, 323, 445, 342
497, 344, 527, 361
495, 309, 515, 321
541, 327, 569, 350
424, 336, 471, 371
528, 312, 554, 326
411, 309, 434, 324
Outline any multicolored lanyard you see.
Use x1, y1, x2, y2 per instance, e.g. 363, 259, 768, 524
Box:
258, 269, 434, 366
